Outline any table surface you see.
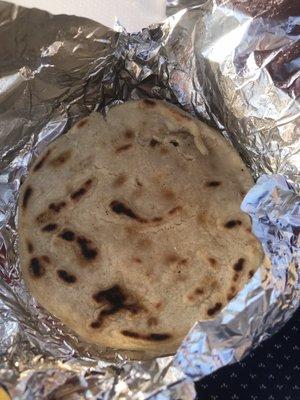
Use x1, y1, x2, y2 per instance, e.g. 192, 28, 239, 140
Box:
6, 2, 300, 399
10, 0, 166, 32
196, 307, 300, 400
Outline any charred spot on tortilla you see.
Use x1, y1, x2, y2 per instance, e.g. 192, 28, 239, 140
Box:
152, 216, 163, 222
248, 269, 255, 278
27, 240, 34, 253
29, 257, 45, 278
49, 201, 66, 213
36, 211, 51, 224
76, 236, 98, 261
121, 330, 171, 341
148, 333, 171, 341
206, 181, 221, 187
91, 285, 143, 328
110, 201, 147, 223
91, 306, 121, 328
207, 302, 222, 316
93, 285, 125, 306
224, 219, 242, 229
57, 269, 77, 283
70, 179, 93, 202
233, 258, 245, 271
50, 150, 72, 167
150, 138, 160, 147
42, 223, 58, 232
71, 188, 86, 201
22, 186, 33, 209
90, 320, 101, 329
59, 230, 75, 241
33, 150, 51, 172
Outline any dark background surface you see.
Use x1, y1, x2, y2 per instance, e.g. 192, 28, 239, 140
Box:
195, 306, 300, 400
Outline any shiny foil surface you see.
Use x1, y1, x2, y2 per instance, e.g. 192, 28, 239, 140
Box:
0, 0, 299, 398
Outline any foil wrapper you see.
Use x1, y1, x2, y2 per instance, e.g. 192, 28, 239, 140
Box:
0, 0, 299, 398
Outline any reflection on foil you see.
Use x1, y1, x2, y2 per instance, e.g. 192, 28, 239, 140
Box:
176, 174, 300, 377
0, 0, 299, 398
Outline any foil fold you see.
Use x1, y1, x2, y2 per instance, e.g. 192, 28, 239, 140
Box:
0, 0, 299, 398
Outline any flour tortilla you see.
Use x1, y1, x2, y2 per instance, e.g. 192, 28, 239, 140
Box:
18, 99, 263, 357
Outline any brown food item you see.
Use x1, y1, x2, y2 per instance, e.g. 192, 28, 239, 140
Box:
18, 100, 264, 358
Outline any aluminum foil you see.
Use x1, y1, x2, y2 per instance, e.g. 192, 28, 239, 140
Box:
0, 0, 299, 398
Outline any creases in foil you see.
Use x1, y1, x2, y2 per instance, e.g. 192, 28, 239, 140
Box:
0, 0, 299, 399
175, 174, 300, 378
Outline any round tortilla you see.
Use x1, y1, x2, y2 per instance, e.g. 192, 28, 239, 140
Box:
18, 99, 263, 357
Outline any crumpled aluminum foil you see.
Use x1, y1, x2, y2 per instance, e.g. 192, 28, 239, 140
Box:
0, 0, 299, 399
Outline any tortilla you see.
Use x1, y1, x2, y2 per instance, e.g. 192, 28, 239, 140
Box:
18, 99, 263, 357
